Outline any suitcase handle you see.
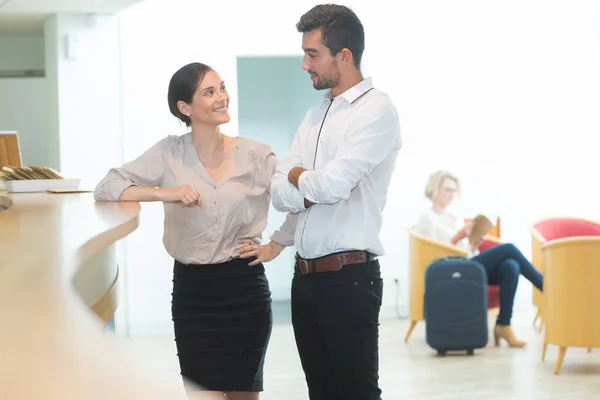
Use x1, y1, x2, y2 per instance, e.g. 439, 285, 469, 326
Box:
437, 256, 468, 261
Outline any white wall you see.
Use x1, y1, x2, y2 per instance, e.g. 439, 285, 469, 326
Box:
356, 0, 600, 310
113, 0, 600, 335
44, 13, 123, 185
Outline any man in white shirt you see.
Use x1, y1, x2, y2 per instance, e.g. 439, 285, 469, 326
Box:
270, 4, 401, 399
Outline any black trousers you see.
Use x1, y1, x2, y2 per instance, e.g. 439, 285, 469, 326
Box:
291, 257, 383, 400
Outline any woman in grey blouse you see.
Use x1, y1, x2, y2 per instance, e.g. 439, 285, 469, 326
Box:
94, 63, 294, 400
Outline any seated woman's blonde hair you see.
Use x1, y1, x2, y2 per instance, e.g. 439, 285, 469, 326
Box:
425, 170, 460, 200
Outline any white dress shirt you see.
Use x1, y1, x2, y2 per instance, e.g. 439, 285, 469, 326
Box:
270, 78, 401, 259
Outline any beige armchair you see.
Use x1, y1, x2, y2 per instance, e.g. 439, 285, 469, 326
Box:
531, 227, 545, 331
540, 236, 600, 374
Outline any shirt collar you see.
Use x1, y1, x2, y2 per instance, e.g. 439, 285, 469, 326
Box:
320, 77, 374, 107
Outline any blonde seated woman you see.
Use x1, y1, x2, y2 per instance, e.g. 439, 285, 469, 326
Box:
414, 171, 543, 347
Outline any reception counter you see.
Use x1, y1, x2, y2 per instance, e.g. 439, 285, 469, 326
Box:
0, 191, 194, 399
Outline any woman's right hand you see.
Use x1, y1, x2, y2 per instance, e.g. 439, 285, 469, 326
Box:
461, 221, 474, 239
451, 221, 474, 246
237, 239, 286, 266
158, 185, 202, 207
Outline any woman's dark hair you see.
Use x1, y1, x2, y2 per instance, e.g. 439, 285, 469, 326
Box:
296, 4, 365, 69
167, 62, 213, 127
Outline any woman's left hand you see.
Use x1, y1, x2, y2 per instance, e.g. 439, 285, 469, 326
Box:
237, 239, 286, 266
469, 236, 483, 252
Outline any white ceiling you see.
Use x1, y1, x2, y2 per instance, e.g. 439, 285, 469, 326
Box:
0, 0, 146, 35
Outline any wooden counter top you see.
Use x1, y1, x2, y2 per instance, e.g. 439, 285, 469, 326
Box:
0, 191, 203, 399
0, 191, 139, 311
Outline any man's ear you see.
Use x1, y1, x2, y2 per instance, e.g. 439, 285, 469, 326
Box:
340, 48, 353, 65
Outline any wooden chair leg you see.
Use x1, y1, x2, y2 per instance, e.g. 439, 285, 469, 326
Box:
533, 308, 541, 326
554, 347, 567, 375
538, 315, 544, 333
542, 341, 548, 361
405, 320, 418, 342
588, 348, 592, 353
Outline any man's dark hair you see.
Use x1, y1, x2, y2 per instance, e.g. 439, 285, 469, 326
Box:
296, 4, 365, 69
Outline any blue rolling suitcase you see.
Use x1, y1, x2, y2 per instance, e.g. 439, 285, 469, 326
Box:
424, 257, 488, 356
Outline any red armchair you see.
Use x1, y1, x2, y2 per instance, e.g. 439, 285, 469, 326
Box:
531, 217, 600, 331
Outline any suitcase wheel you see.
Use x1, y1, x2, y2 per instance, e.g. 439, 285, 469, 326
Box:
467, 349, 474, 356
437, 350, 447, 356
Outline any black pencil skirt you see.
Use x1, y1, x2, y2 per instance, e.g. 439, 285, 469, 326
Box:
171, 257, 273, 392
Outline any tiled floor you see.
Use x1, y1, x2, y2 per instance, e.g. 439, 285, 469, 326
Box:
125, 305, 600, 399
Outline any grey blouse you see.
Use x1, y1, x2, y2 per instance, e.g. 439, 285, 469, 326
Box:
94, 133, 295, 265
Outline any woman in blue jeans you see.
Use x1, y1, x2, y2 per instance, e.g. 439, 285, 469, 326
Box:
414, 171, 543, 347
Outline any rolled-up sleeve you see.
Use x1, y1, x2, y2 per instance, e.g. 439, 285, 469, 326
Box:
270, 212, 297, 246
94, 138, 167, 201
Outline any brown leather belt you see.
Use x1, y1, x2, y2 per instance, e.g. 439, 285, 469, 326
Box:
295, 250, 377, 275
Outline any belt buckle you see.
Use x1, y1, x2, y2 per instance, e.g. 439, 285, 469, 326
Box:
299, 259, 310, 275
